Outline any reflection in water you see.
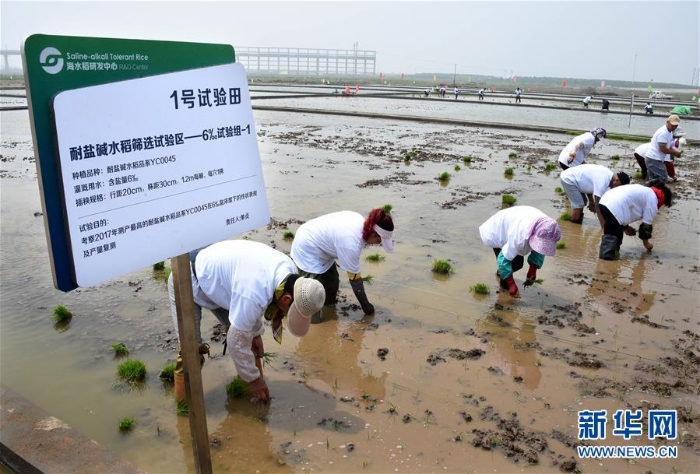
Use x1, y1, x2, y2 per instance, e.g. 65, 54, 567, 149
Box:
296, 306, 387, 401
588, 255, 655, 315
477, 306, 542, 390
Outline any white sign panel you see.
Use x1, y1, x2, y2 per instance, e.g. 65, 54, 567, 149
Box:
52, 63, 269, 287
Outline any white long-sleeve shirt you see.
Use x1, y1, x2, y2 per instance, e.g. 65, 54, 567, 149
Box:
192, 240, 296, 381
291, 211, 365, 274
558, 132, 597, 167
598, 184, 658, 226
479, 206, 547, 261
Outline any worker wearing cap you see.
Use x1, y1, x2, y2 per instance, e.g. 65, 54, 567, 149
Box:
291, 208, 394, 317
560, 164, 630, 226
558, 128, 607, 170
479, 206, 562, 298
644, 115, 682, 183
598, 181, 673, 260
168, 240, 325, 403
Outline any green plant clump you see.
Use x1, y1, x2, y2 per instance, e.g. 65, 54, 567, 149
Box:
611, 154, 620, 161
283, 230, 295, 240
153, 261, 165, 271
502, 194, 517, 206
119, 417, 135, 432
111, 343, 130, 357
176, 400, 188, 416
159, 363, 175, 382
508, 152, 518, 159
363, 274, 374, 284
544, 162, 557, 171
432, 259, 454, 275
382, 204, 393, 215
365, 253, 385, 262
454, 164, 461, 172
438, 171, 450, 182
504, 167, 514, 176
557, 241, 567, 250
117, 359, 147, 383
634, 171, 643, 179
560, 212, 572, 221
462, 155, 472, 163
470, 283, 490, 295
52, 305, 72, 322
554, 186, 563, 194
226, 376, 249, 398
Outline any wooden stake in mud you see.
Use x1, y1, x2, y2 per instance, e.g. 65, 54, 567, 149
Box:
171, 254, 212, 474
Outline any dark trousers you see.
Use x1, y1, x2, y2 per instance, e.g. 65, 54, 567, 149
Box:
299, 265, 340, 306
493, 248, 524, 274
634, 153, 648, 179
559, 162, 570, 171
599, 205, 624, 260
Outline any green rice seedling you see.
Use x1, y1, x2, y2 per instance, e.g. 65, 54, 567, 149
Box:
176, 400, 188, 416
470, 283, 490, 295
52, 305, 72, 322
502, 194, 517, 206
363, 275, 374, 284
438, 171, 450, 182
611, 154, 620, 161
462, 155, 472, 164
283, 230, 295, 240
365, 253, 385, 262
153, 261, 165, 271
111, 343, 130, 357
432, 259, 454, 275
403, 153, 412, 162
261, 352, 278, 367
117, 359, 147, 384
382, 204, 393, 215
118, 417, 135, 432
555, 186, 563, 194
557, 241, 567, 250
226, 376, 249, 398
527, 164, 532, 172
454, 164, 461, 172
504, 167, 514, 176
508, 152, 517, 159
159, 363, 175, 382
545, 162, 557, 171
634, 171, 643, 179
560, 212, 572, 221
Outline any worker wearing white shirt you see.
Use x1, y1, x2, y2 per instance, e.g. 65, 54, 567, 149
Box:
168, 240, 325, 402
560, 164, 630, 226
597, 182, 673, 260
558, 128, 606, 170
291, 208, 395, 317
644, 115, 682, 183
479, 206, 561, 298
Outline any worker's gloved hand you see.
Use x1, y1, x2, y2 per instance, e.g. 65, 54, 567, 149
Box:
524, 265, 538, 287
349, 278, 375, 315
502, 276, 520, 298
248, 376, 270, 403
638, 223, 653, 240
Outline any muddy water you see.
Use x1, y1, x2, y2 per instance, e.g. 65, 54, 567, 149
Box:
1, 102, 699, 474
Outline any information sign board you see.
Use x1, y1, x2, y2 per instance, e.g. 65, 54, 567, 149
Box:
51, 63, 268, 287
22, 34, 236, 291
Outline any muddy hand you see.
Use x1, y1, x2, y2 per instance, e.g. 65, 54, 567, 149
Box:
643, 240, 653, 252
248, 376, 270, 403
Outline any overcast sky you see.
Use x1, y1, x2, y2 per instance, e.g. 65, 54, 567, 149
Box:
1, 0, 698, 85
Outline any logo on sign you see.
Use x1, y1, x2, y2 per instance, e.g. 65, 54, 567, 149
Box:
40, 47, 64, 74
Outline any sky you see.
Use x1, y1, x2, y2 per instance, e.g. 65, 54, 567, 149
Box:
1, 0, 699, 85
